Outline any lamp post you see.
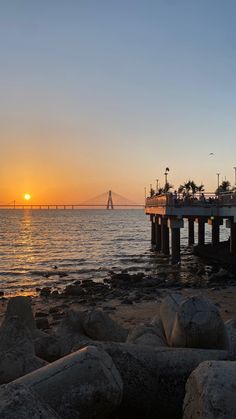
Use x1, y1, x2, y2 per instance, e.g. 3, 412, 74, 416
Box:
150, 184, 153, 197
156, 179, 159, 193
216, 173, 220, 192
164, 172, 168, 186
164, 167, 169, 191
234, 167, 236, 187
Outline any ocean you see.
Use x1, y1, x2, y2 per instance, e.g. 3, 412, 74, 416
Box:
0, 209, 230, 296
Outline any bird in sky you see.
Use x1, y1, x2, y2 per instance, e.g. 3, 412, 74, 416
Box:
209, 153, 214, 156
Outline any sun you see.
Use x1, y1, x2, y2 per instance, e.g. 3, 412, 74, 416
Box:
24, 193, 31, 201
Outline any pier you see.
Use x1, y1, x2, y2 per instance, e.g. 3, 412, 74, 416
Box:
145, 192, 236, 264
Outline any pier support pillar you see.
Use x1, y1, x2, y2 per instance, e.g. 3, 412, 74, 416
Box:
155, 216, 162, 251
231, 224, 236, 255
208, 217, 222, 246
196, 218, 206, 246
188, 218, 195, 246
168, 218, 184, 264
161, 217, 170, 255
151, 215, 156, 246
226, 220, 236, 255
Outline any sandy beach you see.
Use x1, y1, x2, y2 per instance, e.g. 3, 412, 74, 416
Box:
0, 283, 235, 331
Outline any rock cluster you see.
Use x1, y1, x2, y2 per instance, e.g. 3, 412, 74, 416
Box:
184, 361, 236, 419
0, 294, 235, 418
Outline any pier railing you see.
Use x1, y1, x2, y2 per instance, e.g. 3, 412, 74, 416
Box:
146, 192, 236, 208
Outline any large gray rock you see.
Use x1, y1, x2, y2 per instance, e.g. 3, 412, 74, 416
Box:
171, 296, 228, 349
5, 296, 36, 332
15, 345, 123, 419
0, 316, 47, 384
225, 317, 236, 356
160, 293, 184, 345
83, 308, 128, 342
0, 316, 34, 354
57, 308, 87, 335
100, 342, 231, 419
0, 382, 60, 418
55, 308, 128, 356
34, 333, 62, 362
0, 348, 47, 384
127, 321, 166, 347
56, 308, 93, 356
183, 360, 236, 419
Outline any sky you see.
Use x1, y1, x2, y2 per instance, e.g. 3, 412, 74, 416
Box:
1, 0, 236, 204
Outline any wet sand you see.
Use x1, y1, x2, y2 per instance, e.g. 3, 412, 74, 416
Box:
0, 285, 235, 330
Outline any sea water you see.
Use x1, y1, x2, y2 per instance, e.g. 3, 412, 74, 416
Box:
0, 209, 229, 296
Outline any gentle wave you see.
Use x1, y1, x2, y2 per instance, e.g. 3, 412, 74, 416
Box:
0, 209, 230, 296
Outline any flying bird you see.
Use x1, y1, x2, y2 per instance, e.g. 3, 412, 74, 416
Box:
209, 153, 214, 156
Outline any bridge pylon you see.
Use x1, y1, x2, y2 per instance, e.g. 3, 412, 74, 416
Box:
106, 190, 114, 210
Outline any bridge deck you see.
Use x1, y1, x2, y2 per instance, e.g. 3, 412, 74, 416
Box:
0, 204, 143, 209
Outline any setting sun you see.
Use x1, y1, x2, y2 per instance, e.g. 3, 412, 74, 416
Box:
24, 193, 31, 201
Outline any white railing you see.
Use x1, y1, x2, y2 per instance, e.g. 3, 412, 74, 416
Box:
146, 192, 236, 208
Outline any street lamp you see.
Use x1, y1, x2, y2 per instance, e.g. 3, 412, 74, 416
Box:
156, 179, 159, 193
150, 184, 153, 197
164, 167, 169, 188
216, 173, 220, 192
234, 167, 236, 187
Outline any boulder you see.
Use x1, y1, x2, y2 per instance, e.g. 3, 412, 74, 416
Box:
127, 323, 166, 347
101, 342, 231, 419
83, 308, 128, 342
63, 284, 85, 296
57, 308, 87, 335
0, 316, 47, 384
56, 308, 93, 356
5, 296, 36, 332
0, 316, 34, 354
0, 382, 60, 418
170, 296, 228, 349
160, 293, 184, 345
0, 348, 47, 384
183, 360, 236, 419
34, 333, 62, 362
225, 317, 236, 356
35, 317, 50, 330
15, 346, 123, 419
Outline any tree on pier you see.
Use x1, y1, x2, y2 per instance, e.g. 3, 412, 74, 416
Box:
156, 181, 173, 195
178, 180, 204, 197
216, 180, 231, 194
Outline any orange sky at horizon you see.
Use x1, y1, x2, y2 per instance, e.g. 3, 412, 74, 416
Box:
1, 112, 235, 205
1, 2, 236, 205
1, 110, 235, 205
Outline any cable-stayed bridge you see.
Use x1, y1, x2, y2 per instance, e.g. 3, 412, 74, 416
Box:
80, 190, 143, 209
0, 191, 144, 209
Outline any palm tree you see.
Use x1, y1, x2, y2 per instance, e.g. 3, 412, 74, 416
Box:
190, 181, 198, 196
197, 184, 205, 193
157, 187, 164, 195
150, 187, 155, 197
178, 180, 191, 197
163, 182, 173, 193
178, 180, 204, 197
216, 180, 231, 194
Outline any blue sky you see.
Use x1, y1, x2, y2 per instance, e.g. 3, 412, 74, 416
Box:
0, 1, 236, 202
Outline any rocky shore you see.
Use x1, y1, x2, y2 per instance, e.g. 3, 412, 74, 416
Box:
0, 267, 235, 418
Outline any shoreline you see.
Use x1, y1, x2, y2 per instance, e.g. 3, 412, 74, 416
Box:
0, 283, 235, 330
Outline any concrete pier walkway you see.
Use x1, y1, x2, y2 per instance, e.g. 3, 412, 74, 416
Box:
145, 192, 236, 264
